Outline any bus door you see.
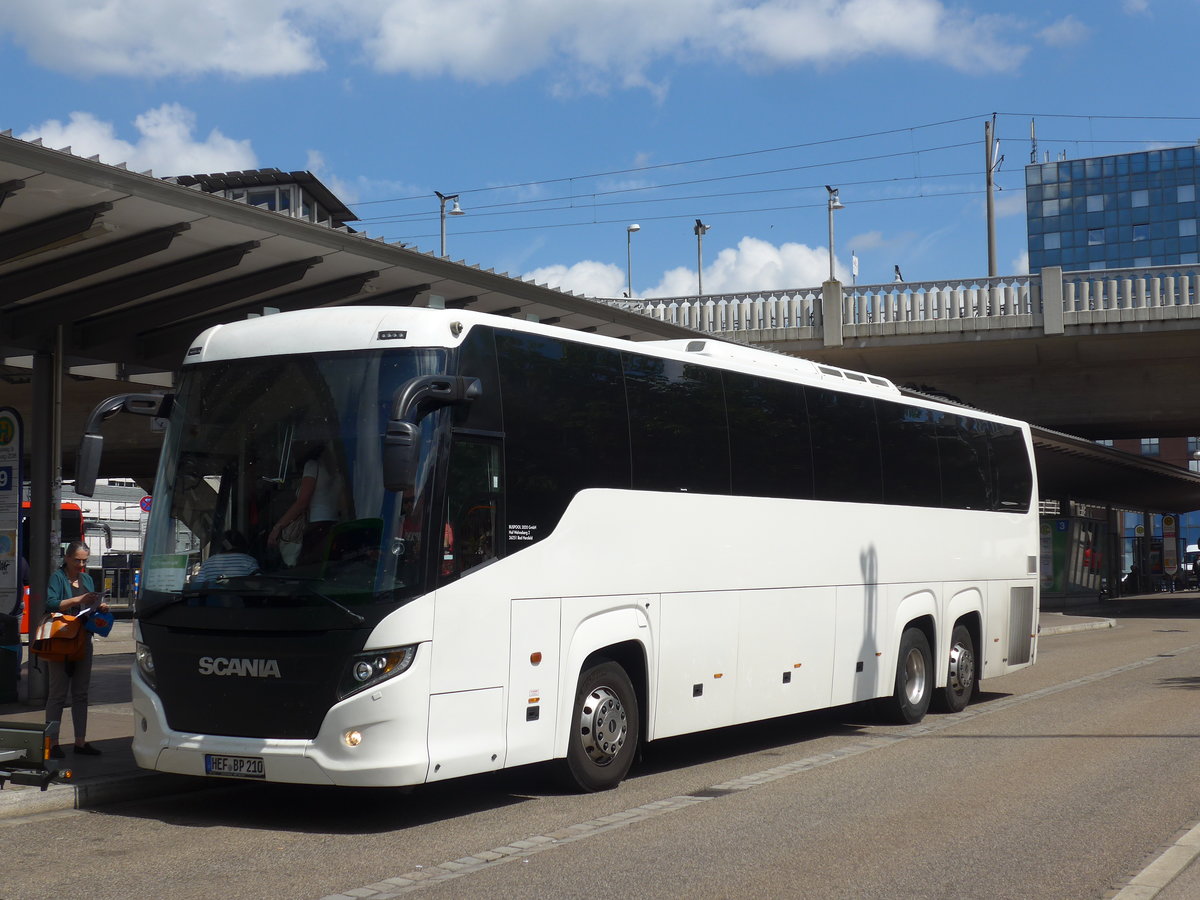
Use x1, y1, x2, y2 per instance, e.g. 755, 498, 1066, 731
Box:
440, 435, 503, 583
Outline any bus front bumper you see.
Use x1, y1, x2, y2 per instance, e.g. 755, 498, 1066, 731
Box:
130, 655, 434, 788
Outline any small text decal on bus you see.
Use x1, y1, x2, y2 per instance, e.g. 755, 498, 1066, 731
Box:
198, 657, 282, 678
508, 524, 537, 543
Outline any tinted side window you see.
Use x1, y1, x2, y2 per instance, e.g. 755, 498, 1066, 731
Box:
623, 353, 731, 494
453, 325, 502, 432
724, 371, 813, 499
877, 401, 942, 507
495, 332, 630, 548
806, 387, 882, 503
936, 412, 991, 510
988, 423, 1033, 512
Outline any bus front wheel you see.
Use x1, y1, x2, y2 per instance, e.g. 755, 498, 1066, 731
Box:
561, 661, 640, 792
882, 627, 932, 724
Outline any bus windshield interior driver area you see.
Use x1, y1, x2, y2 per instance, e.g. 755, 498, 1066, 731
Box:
77, 306, 1039, 793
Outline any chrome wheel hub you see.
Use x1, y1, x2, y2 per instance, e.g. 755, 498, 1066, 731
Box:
903, 647, 927, 705
947, 641, 975, 695
578, 685, 628, 766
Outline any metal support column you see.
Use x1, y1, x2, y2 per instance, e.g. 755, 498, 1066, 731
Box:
27, 350, 53, 705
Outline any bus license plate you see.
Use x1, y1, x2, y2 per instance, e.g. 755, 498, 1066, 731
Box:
204, 754, 265, 779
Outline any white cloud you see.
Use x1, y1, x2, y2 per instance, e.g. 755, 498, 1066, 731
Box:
1012, 249, 1029, 275
716, 0, 1026, 74
0, 0, 1030, 84
847, 230, 888, 251
19, 104, 257, 175
993, 188, 1028, 218
531, 236, 851, 299
659, 236, 844, 298
1122, 0, 1150, 14
1037, 15, 1090, 47
0, 0, 322, 77
524, 260, 628, 298
679, 236, 835, 296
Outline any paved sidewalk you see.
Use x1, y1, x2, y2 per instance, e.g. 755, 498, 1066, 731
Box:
0, 619, 199, 818
0, 604, 1124, 819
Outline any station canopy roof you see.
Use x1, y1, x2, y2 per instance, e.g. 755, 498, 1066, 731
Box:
0, 131, 694, 476
1029, 426, 1200, 514
3, 129, 1199, 514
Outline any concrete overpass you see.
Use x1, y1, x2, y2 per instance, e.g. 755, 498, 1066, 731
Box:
617, 264, 1200, 440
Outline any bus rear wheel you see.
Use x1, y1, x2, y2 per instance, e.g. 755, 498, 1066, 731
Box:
561, 661, 640, 792
882, 626, 932, 724
933, 624, 976, 714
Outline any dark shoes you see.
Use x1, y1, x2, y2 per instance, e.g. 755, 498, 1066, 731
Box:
73, 742, 102, 756
48, 745, 65, 759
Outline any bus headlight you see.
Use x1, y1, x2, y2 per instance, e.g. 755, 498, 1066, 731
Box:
135, 641, 156, 690
338, 645, 417, 699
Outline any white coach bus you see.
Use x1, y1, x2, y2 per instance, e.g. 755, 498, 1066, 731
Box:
78, 307, 1038, 791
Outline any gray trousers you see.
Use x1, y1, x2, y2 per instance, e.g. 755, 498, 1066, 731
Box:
45, 637, 94, 743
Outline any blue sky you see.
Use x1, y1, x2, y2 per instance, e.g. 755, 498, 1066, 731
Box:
1, 0, 1196, 299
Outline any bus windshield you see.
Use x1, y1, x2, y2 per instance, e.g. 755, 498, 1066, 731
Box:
139, 347, 448, 619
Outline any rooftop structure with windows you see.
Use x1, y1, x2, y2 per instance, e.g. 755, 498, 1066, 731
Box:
164, 168, 357, 230
1026, 144, 1200, 273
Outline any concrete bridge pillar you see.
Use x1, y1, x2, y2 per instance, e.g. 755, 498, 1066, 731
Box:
1042, 266, 1064, 335
822, 279, 843, 348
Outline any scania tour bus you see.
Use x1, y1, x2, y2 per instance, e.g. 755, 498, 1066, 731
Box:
77, 307, 1038, 791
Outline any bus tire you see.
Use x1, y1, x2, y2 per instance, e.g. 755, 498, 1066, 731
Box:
933, 624, 976, 714
561, 660, 640, 792
883, 626, 932, 724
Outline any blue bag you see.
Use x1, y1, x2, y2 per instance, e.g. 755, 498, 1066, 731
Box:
84, 610, 114, 637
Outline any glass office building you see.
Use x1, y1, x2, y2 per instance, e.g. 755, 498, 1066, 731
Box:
1026, 144, 1200, 273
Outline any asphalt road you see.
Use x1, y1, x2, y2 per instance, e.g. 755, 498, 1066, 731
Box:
6, 600, 1200, 900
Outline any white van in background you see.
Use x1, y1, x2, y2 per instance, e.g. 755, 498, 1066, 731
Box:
1184, 544, 1200, 589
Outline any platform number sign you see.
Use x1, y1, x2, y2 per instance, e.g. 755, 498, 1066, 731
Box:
1164, 515, 1178, 576
0, 466, 10, 490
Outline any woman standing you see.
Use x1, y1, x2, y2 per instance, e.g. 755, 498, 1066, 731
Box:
45, 541, 108, 758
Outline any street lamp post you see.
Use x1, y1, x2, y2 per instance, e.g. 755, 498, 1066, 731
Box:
825, 185, 844, 282
626, 223, 640, 298
436, 190, 465, 258
694, 219, 710, 296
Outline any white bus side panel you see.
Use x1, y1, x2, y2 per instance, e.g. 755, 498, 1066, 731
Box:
506, 597, 562, 769
426, 687, 505, 782
734, 588, 837, 724
655, 592, 740, 738
654, 588, 837, 740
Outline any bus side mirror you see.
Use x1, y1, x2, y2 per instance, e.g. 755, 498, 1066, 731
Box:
381, 376, 481, 494
75, 393, 173, 497
382, 420, 419, 495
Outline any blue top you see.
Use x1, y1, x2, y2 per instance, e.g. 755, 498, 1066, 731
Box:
46, 567, 95, 613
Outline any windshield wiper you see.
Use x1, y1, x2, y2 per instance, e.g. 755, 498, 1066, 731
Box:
139, 575, 365, 625
225, 573, 366, 625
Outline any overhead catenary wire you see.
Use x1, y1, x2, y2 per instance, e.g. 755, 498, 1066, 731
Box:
389, 186, 1009, 243
355, 111, 1200, 246
351, 112, 991, 208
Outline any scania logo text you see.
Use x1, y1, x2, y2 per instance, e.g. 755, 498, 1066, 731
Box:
198, 656, 282, 678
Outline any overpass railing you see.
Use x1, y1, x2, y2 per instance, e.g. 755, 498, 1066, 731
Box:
602, 263, 1200, 343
